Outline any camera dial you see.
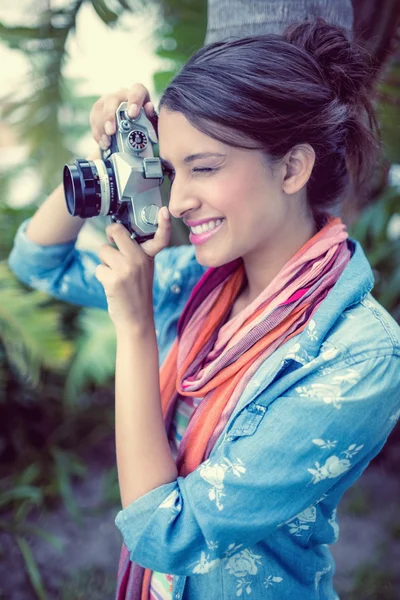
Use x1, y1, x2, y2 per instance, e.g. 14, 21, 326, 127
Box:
128, 130, 148, 152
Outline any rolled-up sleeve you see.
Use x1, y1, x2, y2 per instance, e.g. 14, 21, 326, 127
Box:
8, 218, 108, 309
8, 219, 195, 312
115, 353, 400, 575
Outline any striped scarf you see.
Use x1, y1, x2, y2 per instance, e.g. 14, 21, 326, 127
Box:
115, 215, 351, 599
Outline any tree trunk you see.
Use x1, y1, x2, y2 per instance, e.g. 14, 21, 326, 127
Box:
205, 0, 354, 43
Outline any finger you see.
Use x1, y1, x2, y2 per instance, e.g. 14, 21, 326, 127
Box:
127, 82, 152, 119
89, 98, 108, 146
144, 101, 155, 118
102, 87, 129, 139
95, 263, 111, 286
105, 223, 141, 258
98, 242, 126, 270
140, 206, 172, 258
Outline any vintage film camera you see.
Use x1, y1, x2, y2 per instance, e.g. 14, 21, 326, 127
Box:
63, 102, 163, 242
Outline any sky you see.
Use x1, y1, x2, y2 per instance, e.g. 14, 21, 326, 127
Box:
0, 0, 171, 222
0, 1, 168, 98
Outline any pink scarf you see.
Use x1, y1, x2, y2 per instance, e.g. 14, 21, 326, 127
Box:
116, 215, 351, 599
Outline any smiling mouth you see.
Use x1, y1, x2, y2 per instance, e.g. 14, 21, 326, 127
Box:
189, 218, 226, 245
189, 218, 225, 234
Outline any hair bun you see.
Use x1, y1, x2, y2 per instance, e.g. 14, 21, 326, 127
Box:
284, 17, 374, 104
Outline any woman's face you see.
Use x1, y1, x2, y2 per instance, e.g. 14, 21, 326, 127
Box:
157, 108, 308, 270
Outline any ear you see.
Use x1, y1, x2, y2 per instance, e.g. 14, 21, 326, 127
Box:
281, 144, 315, 195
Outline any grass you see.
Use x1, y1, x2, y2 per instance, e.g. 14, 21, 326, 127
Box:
57, 567, 116, 600
341, 562, 397, 600
388, 518, 400, 540
344, 486, 373, 517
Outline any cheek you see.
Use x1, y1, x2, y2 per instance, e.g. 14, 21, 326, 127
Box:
210, 172, 250, 214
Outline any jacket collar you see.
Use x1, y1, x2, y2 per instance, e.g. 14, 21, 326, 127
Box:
291, 238, 374, 361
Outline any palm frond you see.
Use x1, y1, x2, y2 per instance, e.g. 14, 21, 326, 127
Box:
0, 262, 74, 387
64, 308, 116, 408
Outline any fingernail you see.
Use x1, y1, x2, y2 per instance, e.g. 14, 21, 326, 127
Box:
162, 207, 170, 221
99, 134, 110, 149
128, 103, 138, 118
104, 121, 114, 135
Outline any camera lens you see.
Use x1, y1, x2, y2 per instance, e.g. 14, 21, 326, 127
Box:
63, 159, 118, 219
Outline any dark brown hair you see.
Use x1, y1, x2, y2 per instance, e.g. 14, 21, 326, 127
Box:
159, 17, 380, 222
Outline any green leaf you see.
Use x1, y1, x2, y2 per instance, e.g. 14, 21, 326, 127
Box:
51, 448, 84, 522
153, 70, 178, 94
16, 536, 48, 600
0, 262, 74, 386
16, 464, 41, 486
99, 466, 120, 506
20, 524, 64, 552
0, 485, 43, 509
15, 499, 37, 524
64, 308, 116, 407
90, 0, 119, 24
0, 22, 48, 48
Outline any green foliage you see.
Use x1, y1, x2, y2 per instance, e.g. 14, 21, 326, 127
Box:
344, 485, 373, 517
152, 0, 207, 95
343, 562, 397, 600
99, 465, 120, 506
377, 58, 400, 163
16, 537, 48, 600
0, 204, 35, 260
349, 185, 400, 321
389, 518, 400, 540
0, 262, 74, 387
50, 448, 87, 523
59, 566, 116, 600
64, 308, 116, 408
0, 1, 136, 196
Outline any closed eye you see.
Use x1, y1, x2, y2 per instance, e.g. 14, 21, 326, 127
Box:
163, 167, 216, 183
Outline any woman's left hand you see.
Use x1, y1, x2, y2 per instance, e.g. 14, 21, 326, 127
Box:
95, 206, 171, 333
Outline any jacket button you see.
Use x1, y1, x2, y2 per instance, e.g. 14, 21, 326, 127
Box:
170, 284, 181, 294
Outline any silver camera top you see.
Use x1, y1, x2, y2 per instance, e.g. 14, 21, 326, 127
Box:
101, 101, 164, 240
63, 101, 164, 242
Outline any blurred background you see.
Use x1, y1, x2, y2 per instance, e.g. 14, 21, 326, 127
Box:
0, 1, 399, 599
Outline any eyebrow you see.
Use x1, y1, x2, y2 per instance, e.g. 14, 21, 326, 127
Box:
159, 152, 226, 168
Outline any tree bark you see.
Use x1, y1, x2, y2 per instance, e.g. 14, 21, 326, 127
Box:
205, 0, 354, 43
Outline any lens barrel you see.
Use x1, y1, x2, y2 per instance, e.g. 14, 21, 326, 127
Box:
63, 159, 117, 219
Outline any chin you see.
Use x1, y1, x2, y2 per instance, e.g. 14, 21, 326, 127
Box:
194, 247, 237, 268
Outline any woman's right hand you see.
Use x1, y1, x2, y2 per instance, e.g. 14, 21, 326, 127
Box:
89, 83, 156, 151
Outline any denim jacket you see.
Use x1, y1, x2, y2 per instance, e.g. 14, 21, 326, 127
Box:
8, 219, 400, 600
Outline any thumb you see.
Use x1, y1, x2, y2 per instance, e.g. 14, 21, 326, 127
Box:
140, 206, 171, 258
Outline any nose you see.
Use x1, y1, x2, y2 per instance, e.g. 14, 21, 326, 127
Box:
167, 176, 201, 220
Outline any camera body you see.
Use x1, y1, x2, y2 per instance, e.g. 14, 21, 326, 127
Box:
63, 102, 163, 242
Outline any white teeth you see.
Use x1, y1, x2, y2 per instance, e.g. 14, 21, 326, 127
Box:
191, 219, 224, 234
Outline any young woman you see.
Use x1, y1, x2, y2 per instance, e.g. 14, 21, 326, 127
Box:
9, 17, 400, 600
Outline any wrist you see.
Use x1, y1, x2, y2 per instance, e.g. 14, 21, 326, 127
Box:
114, 319, 156, 341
